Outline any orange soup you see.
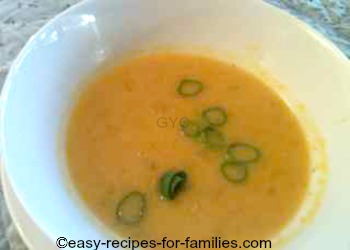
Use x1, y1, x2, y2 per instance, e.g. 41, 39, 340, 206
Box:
66, 53, 310, 247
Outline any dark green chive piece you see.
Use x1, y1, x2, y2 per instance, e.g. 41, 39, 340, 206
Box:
201, 127, 226, 150
221, 162, 248, 183
177, 79, 204, 97
202, 107, 227, 127
226, 142, 261, 164
160, 171, 187, 200
116, 191, 146, 225
181, 120, 201, 138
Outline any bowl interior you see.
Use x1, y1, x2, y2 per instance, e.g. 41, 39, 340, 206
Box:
1, 0, 350, 249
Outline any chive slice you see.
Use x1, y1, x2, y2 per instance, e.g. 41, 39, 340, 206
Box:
221, 162, 248, 183
181, 120, 201, 138
116, 191, 146, 225
177, 79, 203, 97
202, 107, 227, 127
160, 171, 187, 200
201, 127, 226, 150
226, 142, 261, 164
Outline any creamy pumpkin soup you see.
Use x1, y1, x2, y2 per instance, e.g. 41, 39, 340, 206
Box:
67, 53, 310, 246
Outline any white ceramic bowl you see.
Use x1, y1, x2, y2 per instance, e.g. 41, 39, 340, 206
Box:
1, 0, 350, 249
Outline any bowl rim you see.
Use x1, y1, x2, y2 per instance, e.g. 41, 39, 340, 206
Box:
0, 0, 93, 246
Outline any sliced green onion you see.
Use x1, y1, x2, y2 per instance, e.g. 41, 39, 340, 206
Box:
181, 120, 201, 138
116, 191, 146, 225
221, 162, 248, 183
160, 171, 187, 200
177, 79, 203, 97
201, 127, 226, 150
202, 107, 227, 127
226, 142, 261, 164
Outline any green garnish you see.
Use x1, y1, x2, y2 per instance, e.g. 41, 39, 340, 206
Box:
226, 142, 261, 164
202, 107, 227, 127
116, 191, 146, 225
177, 79, 204, 97
201, 127, 226, 150
181, 120, 201, 138
160, 171, 187, 200
221, 162, 248, 183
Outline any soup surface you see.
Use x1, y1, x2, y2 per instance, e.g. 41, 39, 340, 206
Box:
67, 53, 310, 247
